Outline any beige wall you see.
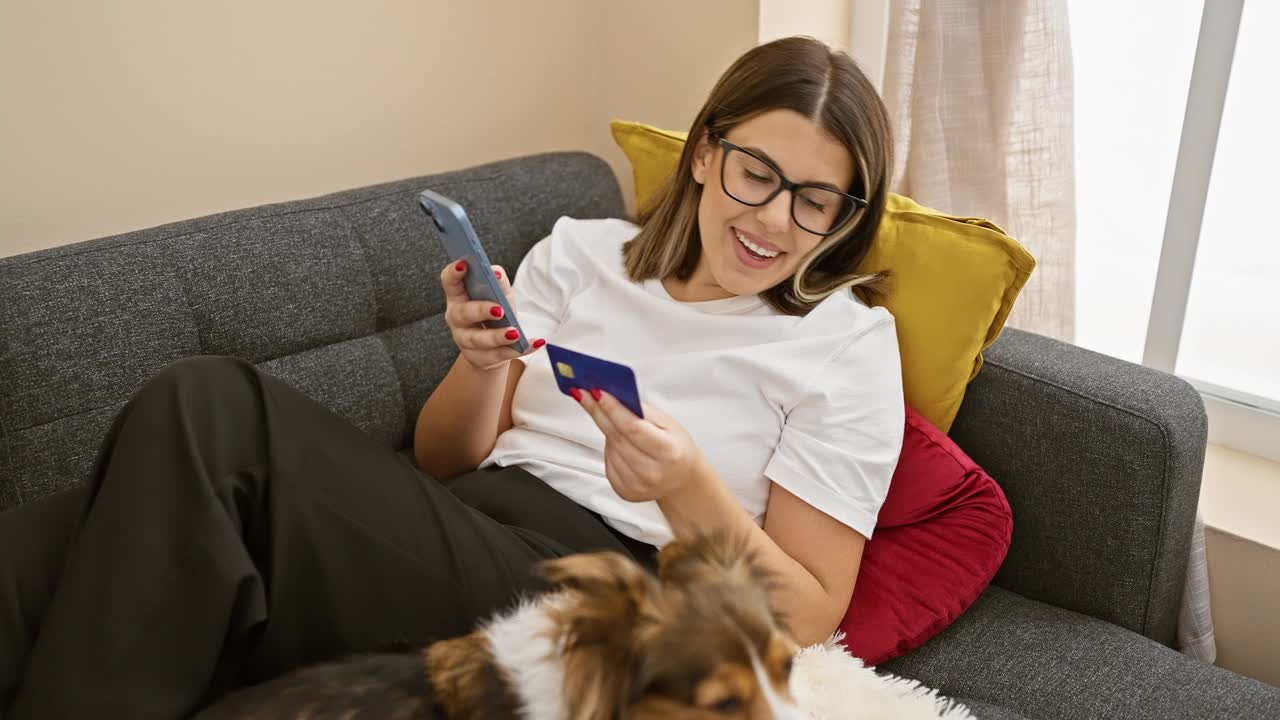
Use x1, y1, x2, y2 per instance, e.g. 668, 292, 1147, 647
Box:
1199, 443, 1280, 687
592, 3, 759, 221
1205, 526, 1280, 687
759, 0, 850, 53
0, 1, 758, 258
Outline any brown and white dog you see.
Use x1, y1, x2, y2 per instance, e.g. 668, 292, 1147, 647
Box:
197, 533, 804, 719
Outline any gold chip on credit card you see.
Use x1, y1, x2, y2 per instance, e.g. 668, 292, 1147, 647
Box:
545, 343, 644, 418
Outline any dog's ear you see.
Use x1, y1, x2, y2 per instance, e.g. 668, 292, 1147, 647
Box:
656, 531, 757, 584
653, 537, 698, 580
655, 532, 790, 632
540, 550, 653, 597
539, 552, 660, 720
538, 551, 660, 645
540, 548, 665, 645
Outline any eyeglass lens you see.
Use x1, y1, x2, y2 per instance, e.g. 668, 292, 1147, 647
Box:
722, 147, 854, 234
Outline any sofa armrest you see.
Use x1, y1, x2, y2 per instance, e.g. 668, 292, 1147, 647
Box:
947, 328, 1207, 647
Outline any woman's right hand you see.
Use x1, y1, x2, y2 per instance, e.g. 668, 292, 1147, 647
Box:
441, 259, 545, 372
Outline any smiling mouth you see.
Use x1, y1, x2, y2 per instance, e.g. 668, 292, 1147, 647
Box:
733, 227, 783, 260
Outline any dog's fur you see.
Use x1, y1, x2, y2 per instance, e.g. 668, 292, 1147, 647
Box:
196, 533, 803, 719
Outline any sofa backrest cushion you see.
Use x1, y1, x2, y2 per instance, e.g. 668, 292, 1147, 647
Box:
0, 152, 625, 511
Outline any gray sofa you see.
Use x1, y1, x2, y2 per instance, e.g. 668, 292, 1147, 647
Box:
1, 151, 1276, 719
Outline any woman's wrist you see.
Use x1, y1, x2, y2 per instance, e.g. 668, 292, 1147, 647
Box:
657, 456, 744, 539
460, 352, 514, 376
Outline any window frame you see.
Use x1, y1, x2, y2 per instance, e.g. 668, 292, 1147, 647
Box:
1141, 0, 1280, 461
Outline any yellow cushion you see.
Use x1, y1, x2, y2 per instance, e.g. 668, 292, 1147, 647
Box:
609, 119, 1035, 432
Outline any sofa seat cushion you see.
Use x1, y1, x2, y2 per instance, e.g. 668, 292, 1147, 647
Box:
948, 697, 1031, 720
882, 586, 1280, 719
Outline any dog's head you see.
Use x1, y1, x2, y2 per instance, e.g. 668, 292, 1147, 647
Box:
539, 532, 802, 720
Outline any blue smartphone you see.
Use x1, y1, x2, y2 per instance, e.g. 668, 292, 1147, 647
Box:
418, 189, 530, 353
545, 343, 645, 419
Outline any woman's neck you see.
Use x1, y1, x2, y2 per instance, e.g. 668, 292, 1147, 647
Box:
662, 270, 736, 303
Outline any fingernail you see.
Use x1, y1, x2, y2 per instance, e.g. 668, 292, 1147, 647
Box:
504, 329, 519, 341
532, 339, 546, 350
569, 387, 583, 403
494, 269, 502, 279
489, 306, 504, 318
590, 388, 602, 402
455, 260, 467, 273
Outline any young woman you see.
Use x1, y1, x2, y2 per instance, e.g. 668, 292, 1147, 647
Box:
0, 35, 902, 718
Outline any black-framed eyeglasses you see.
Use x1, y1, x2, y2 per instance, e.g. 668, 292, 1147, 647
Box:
715, 136, 867, 236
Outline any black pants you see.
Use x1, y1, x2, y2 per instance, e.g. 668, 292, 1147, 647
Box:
0, 355, 654, 719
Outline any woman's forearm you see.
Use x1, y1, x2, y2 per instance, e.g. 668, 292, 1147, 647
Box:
656, 460, 845, 646
414, 354, 509, 480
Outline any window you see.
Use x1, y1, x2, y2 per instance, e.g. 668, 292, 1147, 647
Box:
1071, 0, 1202, 364
1072, 0, 1280, 460
1175, 0, 1280, 405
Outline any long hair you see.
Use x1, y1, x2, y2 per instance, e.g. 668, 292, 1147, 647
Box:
621, 36, 894, 314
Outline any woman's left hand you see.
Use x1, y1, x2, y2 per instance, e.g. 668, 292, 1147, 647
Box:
576, 389, 705, 503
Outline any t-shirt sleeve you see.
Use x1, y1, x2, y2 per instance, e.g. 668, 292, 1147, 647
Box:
763, 315, 905, 540
510, 216, 585, 345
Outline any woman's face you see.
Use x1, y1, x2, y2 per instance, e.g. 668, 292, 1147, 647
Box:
681, 109, 855, 301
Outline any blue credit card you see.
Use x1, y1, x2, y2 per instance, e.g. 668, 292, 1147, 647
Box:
545, 344, 644, 419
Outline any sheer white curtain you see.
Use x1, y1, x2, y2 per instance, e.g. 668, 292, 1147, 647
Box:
866, 0, 1216, 662
879, 0, 1075, 342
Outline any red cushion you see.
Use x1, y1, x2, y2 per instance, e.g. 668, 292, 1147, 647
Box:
837, 404, 1012, 666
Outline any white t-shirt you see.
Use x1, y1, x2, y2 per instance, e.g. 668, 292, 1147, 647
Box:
479, 216, 905, 547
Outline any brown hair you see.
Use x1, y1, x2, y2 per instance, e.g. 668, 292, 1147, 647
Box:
622, 36, 894, 314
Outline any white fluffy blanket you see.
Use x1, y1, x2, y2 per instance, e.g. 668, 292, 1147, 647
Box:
792, 633, 975, 719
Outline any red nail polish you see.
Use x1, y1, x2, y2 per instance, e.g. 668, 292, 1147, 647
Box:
569, 387, 583, 403
504, 329, 519, 341
494, 269, 502, 279
489, 306, 503, 318
455, 260, 467, 272
590, 388, 602, 402
532, 339, 546, 350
